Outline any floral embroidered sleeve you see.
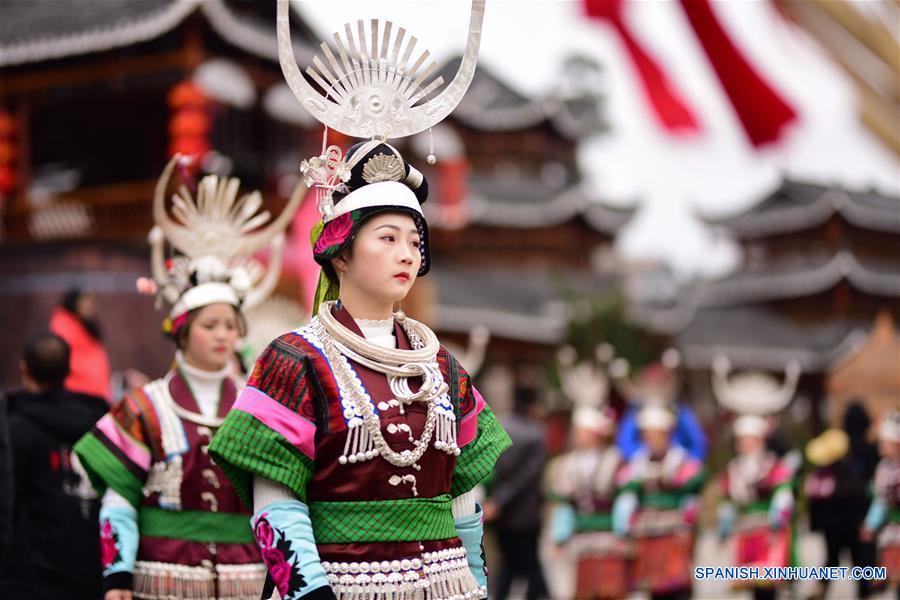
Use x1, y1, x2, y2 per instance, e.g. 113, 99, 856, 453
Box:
211, 334, 334, 599
252, 501, 334, 600
74, 393, 155, 591
99, 491, 139, 591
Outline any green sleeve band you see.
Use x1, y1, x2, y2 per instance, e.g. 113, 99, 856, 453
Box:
74, 433, 143, 508
209, 410, 314, 507
450, 405, 512, 497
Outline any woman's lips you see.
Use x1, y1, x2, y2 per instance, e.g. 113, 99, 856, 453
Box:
394, 273, 409, 281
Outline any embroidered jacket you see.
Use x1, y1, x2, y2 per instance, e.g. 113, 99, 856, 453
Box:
548, 447, 624, 537
209, 307, 512, 599
74, 369, 263, 596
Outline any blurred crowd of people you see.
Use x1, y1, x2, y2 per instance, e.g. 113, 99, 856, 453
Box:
1, 293, 899, 600
480, 351, 900, 600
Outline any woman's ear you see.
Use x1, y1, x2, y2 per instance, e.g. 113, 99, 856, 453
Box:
331, 255, 348, 275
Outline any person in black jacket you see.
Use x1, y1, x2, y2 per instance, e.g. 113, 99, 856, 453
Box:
484, 388, 550, 600
0, 331, 108, 600
0, 391, 12, 564
804, 401, 880, 600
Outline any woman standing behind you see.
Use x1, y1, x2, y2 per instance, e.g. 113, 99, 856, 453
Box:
209, 141, 511, 600
74, 157, 302, 599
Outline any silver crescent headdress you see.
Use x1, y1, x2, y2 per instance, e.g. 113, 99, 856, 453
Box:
277, 0, 485, 140
149, 155, 306, 320
711, 355, 801, 416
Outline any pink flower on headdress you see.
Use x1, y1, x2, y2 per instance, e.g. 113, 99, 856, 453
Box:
314, 212, 355, 255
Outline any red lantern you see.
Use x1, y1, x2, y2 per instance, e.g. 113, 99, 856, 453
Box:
0, 165, 17, 195
168, 109, 211, 138
0, 140, 14, 164
0, 112, 14, 138
168, 136, 211, 160
167, 81, 208, 110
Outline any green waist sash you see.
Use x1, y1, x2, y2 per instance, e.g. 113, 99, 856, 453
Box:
575, 512, 612, 532
139, 507, 254, 544
310, 494, 457, 544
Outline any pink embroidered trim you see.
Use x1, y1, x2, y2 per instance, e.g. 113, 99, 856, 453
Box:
235, 387, 316, 460
458, 386, 487, 448
96, 414, 151, 471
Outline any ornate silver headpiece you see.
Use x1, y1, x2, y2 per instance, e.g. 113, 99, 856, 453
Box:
277, 0, 485, 140
150, 155, 305, 317
711, 355, 801, 416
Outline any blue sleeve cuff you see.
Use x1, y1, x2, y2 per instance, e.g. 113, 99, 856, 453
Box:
550, 504, 577, 544
455, 503, 488, 591
253, 499, 331, 600
612, 492, 638, 537
864, 499, 887, 531
99, 505, 138, 578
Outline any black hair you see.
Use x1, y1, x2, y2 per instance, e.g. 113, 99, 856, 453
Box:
23, 330, 71, 387
59, 287, 103, 340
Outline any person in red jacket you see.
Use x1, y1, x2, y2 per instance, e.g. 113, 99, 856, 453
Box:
49, 288, 111, 403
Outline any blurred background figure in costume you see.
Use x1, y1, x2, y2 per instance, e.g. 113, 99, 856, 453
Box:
713, 356, 800, 600
74, 156, 302, 600
612, 404, 704, 600
209, 2, 511, 599
547, 345, 628, 600
611, 349, 707, 461
484, 387, 548, 600
804, 401, 879, 600
0, 331, 108, 599
50, 288, 112, 403
861, 411, 900, 596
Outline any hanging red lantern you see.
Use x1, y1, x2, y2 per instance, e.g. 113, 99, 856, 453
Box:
438, 157, 470, 227
0, 140, 15, 164
167, 81, 208, 110
168, 136, 211, 160
168, 109, 211, 138
0, 165, 17, 196
167, 79, 214, 163
0, 112, 15, 137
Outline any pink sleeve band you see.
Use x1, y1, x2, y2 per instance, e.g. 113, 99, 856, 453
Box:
458, 386, 487, 448
234, 387, 316, 460
96, 413, 151, 471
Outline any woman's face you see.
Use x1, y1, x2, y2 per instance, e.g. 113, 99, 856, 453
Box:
879, 439, 900, 460
183, 303, 240, 372
641, 428, 671, 457
736, 434, 765, 456
336, 212, 421, 307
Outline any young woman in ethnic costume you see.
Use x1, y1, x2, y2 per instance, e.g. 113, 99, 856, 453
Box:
210, 135, 510, 600
74, 157, 303, 599
547, 346, 628, 599
612, 404, 705, 600
209, 3, 509, 599
713, 358, 800, 600
862, 411, 900, 595
548, 406, 628, 600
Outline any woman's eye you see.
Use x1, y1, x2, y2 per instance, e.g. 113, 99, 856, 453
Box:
382, 235, 395, 242
411, 240, 420, 248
